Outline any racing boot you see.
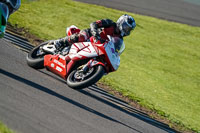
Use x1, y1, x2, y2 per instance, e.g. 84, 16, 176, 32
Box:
51, 33, 80, 50
53, 36, 70, 50
46, 31, 89, 53
42, 37, 70, 54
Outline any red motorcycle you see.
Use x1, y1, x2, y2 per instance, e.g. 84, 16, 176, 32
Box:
26, 30, 125, 89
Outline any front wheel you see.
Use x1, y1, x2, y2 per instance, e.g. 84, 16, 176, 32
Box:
67, 65, 105, 89
26, 41, 51, 69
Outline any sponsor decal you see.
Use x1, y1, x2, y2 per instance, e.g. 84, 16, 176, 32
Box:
58, 55, 66, 60
51, 63, 55, 68
111, 48, 115, 53
56, 66, 63, 72
53, 59, 65, 68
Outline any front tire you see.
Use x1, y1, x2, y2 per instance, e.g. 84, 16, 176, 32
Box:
67, 65, 105, 89
26, 41, 50, 69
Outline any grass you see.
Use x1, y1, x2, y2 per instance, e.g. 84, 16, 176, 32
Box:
8, 0, 200, 132
0, 122, 14, 133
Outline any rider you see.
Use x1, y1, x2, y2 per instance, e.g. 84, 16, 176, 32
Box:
51, 14, 136, 49
0, 0, 21, 38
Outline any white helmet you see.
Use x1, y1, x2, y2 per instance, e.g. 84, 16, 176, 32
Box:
117, 14, 136, 37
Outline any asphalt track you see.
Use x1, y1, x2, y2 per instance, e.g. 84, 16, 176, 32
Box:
74, 0, 200, 26
2, 0, 198, 132
0, 34, 178, 133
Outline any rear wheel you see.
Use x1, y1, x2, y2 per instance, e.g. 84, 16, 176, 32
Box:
26, 41, 50, 69
67, 65, 105, 89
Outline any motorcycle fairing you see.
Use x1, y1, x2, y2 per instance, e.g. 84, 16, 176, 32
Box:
43, 36, 121, 81
44, 54, 68, 79
44, 42, 99, 79
104, 41, 120, 71
68, 42, 98, 61
85, 59, 106, 69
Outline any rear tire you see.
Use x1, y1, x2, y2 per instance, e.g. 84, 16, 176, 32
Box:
26, 41, 50, 69
67, 65, 105, 89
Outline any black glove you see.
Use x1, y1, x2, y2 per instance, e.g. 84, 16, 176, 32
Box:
93, 36, 105, 43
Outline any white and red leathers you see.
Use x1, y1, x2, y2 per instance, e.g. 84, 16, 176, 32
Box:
56, 19, 122, 48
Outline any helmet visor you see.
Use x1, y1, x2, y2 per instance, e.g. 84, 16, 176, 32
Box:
121, 22, 133, 36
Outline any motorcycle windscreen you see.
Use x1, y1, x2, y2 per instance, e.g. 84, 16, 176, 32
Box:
107, 35, 125, 55
104, 40, 121, 71
116, 42, 125, 55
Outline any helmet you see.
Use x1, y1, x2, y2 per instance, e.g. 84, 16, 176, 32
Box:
2, 0, 21, 14
117, 14, 136, 37
0, 2, 9, 38
66, 25, 80, 36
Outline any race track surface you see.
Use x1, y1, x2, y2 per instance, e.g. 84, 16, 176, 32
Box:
0, 0, 197, 132
0, 38, 176, 133
75, 0, 200, 26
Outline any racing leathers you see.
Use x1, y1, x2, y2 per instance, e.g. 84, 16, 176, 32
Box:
54, 19, 122, 48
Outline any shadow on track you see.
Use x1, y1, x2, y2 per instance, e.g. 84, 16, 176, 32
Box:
38, 70, 177, 133
0, 68, 142, 133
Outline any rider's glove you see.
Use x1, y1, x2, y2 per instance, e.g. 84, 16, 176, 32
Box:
93, 36, 105, 44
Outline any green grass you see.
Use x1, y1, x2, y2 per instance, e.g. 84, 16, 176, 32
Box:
9, 0, 200, 132
0, 122, 14, 133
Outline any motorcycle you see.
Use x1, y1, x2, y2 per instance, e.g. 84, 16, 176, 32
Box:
26, 31, 125, 89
